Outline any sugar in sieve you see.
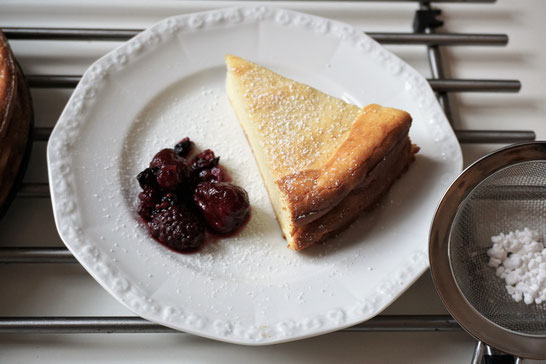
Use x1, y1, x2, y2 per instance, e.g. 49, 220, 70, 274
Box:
430, 142, 546, 362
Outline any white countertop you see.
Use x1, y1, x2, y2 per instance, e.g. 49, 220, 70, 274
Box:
0, 0, 545, 362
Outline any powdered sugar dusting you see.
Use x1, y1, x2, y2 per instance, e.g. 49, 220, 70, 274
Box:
233, 58, 360, 177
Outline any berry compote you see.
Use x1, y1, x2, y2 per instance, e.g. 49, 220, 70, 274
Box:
136, 137, 250, 253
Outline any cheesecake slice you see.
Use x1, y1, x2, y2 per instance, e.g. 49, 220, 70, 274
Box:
225, 55, 418, 250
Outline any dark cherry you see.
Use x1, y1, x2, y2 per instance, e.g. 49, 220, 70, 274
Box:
150, 148, 183, 169
156, 165, 181, 191
137, 187, 159, 221
136, 167, 158, 189
191, 149, 219, 172
174, 137, 194, 157
193, 182, 250, 234
148, 206, 205, 252
198, 167, 225, 183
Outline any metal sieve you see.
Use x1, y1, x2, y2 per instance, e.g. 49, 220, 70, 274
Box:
430, 142, 546, 361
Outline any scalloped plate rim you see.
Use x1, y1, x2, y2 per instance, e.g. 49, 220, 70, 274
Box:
47, 6, 462, 345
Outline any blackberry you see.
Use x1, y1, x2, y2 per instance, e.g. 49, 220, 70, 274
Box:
148, 206, 205, 252
154, 193, 178, 211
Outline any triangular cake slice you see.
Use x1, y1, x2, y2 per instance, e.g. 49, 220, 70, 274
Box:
225, 55, 418, 250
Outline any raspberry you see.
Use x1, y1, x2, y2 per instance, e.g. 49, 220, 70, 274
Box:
191, 149, 219, 172
193, 182, 250, 234
174, 137, 194, 157
148, 206, 204, 252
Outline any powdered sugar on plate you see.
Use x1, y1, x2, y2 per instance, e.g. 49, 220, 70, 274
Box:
487, 228, 546, 305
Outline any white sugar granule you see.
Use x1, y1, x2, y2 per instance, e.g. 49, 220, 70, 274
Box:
487, 228, 546, 305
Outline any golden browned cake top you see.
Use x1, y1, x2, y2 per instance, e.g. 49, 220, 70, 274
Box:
278, 104, 412, 225
226, 55, 361, 178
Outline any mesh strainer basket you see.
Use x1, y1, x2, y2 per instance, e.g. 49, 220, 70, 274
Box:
430, 142, 546, 361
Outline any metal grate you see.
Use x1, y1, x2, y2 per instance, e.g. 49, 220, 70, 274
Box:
0, 0, 535, 336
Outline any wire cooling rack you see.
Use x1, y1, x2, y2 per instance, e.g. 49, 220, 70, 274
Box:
0, 0, 535, 338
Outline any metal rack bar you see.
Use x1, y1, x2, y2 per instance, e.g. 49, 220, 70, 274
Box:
25, 75, 521, 92
369, 32, 506, 45
428, 79, 520, 92
0, 247, 75, 263
28, 75, 80, 88
421, 3, 453, 122
17, 183, 50, 198
34, 127, 51, 141
455, 130, 536, 143
3, 27, 508, 46
0, 315, 461, 334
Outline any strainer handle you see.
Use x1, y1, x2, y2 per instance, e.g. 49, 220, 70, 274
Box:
471, 341, 523, 364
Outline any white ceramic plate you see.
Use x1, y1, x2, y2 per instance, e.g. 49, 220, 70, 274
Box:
47, 6, 462, 345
